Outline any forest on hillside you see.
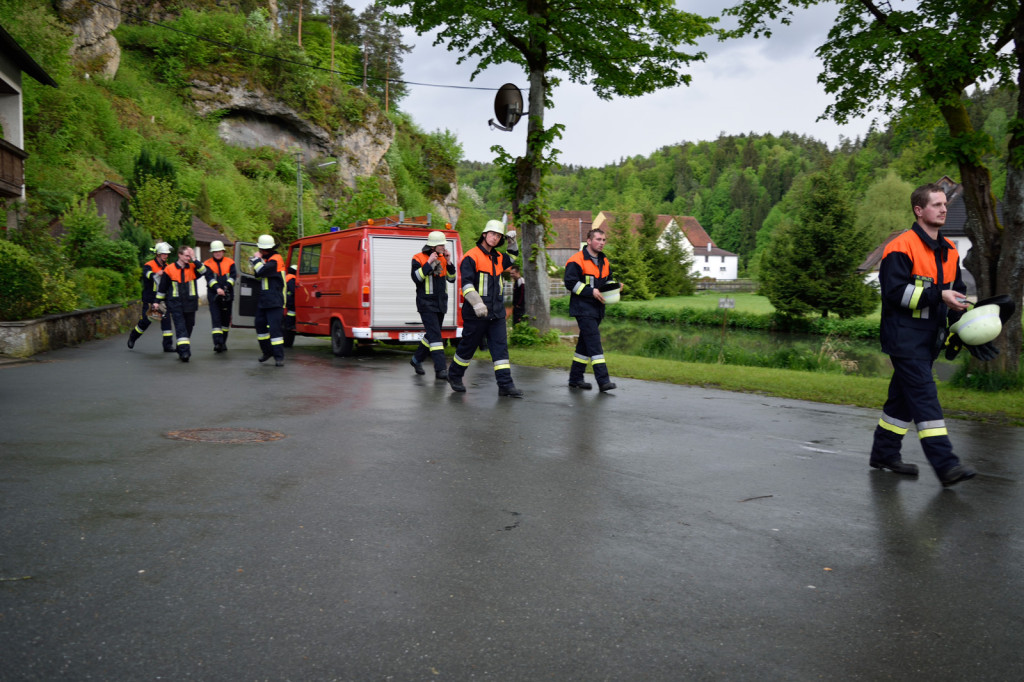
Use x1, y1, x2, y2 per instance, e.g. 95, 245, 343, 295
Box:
458, 85, 1017, 276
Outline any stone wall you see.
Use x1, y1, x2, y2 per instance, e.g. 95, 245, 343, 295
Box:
0, 302, 138, 358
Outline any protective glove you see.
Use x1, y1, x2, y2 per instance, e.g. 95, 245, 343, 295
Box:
944, 333, 964, 361
966, 341, 1000, 362
249, 255, 262, 266
505, 229, 518, 252
464, 289, 489, 318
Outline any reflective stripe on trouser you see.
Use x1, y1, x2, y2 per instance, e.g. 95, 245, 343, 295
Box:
413, 311, 448, 372
209, 299, 232, 344
134, 302, 174, 349
255, 306, 285, 361
570, 315, 610, 384
448, 315, 513, 387
870, 355, 959, 474
167, 308, 195, 358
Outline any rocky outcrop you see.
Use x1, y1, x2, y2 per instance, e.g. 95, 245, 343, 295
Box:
189, 74, 395, 191
56, 0, 121, 78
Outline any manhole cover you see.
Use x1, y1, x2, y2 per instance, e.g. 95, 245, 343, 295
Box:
164, 428, 285, 443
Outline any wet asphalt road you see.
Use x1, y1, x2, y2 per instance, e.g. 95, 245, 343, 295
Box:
2, 315, 1024, 681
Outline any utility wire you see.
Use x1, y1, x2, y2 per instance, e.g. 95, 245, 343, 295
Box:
85, 0, 504, 92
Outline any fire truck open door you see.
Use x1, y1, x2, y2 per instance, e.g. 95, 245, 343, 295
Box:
231, 241, 259, 328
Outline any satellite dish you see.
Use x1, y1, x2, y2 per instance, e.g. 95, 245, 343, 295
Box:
490, 83, 524, 131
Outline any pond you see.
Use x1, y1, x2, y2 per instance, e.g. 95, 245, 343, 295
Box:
549, 317, 961, 380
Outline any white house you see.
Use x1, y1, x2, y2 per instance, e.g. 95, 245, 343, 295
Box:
0, 24, 58, 229
589, 212, 740, 281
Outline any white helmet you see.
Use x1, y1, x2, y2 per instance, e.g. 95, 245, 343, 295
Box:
426, 231, 446, 247
257, 234, 275, 249
154, 242, 172, 255
483, 219, 505, 236
950, 304, 1002, 345
210, 240, 225, 252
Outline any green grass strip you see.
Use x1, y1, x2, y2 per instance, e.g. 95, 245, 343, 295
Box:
511, 343, 1024, 426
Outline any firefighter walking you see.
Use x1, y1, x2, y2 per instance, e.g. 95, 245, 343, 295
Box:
870, 183, 987, 486
447, 220, 523, 397
156, 245, 212, 363
127, 242, 174, 352
564, 228, 622, 392
249, 234, 286, 367
203, 240, 236, 353
410, 231, 456, 380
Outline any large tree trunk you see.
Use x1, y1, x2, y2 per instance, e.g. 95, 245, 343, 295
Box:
996, 18, 1024, 373
941, 101, 1019, 372
513, 65, 551, 333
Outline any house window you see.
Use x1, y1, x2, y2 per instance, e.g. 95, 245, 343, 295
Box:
703, 266, 710, 272
721, 256, 726, 263
720, 267, 726, 272
704, 255, 708, 262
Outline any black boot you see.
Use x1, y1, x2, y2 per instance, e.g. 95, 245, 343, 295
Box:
127, 329, 141, 349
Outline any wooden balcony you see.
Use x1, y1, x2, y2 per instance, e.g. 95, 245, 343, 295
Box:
0, 137, 27, 198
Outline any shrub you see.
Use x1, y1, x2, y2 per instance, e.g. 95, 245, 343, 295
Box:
71, 267, 128, 308
0, 240, 46, 320
509, 320, 561, 347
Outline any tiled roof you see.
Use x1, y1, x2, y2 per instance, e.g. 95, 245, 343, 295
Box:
192, 216, 231, 245
547, 210, 593, 249
858, 230, 904, 272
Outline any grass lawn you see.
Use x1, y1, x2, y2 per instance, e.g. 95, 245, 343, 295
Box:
615, 291, 883, 322
511, 342, 1024, 426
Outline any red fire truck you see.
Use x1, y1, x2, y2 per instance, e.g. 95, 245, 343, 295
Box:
233, 214, 463, 356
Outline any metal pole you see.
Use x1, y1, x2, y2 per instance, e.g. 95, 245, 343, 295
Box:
295, 150, 304, 239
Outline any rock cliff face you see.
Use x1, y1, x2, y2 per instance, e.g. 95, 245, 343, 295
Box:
56, 0, 121, 78
188, 74, 395, 192
56, 4, 459, 221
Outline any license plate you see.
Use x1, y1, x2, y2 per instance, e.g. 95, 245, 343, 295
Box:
399, 332, 424, 342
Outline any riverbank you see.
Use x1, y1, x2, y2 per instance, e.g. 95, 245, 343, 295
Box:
511, 343, 1024, 426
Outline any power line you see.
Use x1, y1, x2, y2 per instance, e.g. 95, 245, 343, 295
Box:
85, 0, 504, 92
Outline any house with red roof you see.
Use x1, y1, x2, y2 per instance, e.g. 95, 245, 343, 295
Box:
588, 211, 739, 280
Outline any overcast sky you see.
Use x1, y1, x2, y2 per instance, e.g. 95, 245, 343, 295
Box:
350, 1, 878, 168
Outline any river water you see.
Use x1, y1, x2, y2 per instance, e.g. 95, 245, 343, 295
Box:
549, 317, 960, 380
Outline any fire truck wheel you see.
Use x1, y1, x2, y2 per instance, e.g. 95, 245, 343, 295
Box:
331, 319, 354, 357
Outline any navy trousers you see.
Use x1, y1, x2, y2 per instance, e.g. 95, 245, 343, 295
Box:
448, 316, 513, 388
870, 355, 960, 476
570, 315, 611, 386
413, 311, 447, 372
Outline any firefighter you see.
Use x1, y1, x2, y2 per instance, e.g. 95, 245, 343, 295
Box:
870, 183, 991, 486
447, 220, 523, 397
249, 234, 286, 367
156, 245, 212, 363
564, 228, 623, 392
127, 242, 174, 352
410, 230, 456, 380
284, 264, 297, 340
203, 240, 236, 353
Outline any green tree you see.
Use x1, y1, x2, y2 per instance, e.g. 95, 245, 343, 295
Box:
59, 197, 107, 266
855, 170, 915, 246
759, 171, 878, 318
605, 215, 654, 300
653, 224, 696, 296
380, 0, 714, 331
131, 176, 192, 246
724, 0, 1023, 369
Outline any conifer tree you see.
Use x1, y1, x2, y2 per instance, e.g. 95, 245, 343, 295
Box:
760, 171, 878, 318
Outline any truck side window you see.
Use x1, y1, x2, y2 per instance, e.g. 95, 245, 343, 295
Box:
300, 244, 321, 275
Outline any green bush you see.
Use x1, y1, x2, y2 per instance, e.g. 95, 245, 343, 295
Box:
509, 320, 561, 347
0, 240, 46, 320
72, 267, 128, 308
